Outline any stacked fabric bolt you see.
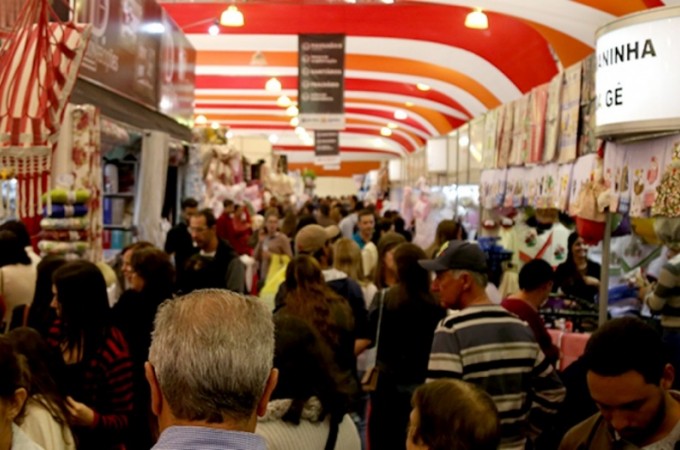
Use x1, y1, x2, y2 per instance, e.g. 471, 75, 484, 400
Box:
38, 189, 91, 258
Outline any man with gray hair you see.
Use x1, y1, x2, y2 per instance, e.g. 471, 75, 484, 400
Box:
419, 240, 565, 450
145, 289, 278, 449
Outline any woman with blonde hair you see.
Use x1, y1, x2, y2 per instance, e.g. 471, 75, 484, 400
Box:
333, 238, 377, 308
333, 237, 378, 447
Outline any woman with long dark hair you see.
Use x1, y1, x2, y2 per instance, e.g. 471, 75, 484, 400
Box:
279, 255, 359, 412
111, 247, 174, 450
425, 219, 466, 259
256, 314, 360, 450
0, 230, 37, 333
6, 327, 75, 450
365, 243, 445, 450
555, 232, 601, 303
25, 256, 67, 339
373, 232, 406, 290
48, 260, 133, 450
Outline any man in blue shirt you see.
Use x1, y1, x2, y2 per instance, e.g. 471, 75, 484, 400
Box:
146, 289, 278, 450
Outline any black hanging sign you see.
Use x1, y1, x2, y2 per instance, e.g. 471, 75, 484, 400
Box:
298, 34, 345, 130
314, 130, 340, 165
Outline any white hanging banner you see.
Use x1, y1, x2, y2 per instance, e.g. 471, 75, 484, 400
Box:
596, 6, 680, 137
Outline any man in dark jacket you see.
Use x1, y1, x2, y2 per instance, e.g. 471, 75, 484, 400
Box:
164, 197, 198, 279
560, 317, 680, 450
186, 208, 245, 294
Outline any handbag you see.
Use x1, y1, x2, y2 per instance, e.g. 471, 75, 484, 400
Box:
361, 288, 387, 392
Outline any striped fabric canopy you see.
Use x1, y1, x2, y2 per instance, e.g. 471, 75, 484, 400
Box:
163, 0, 677, 174
0, 0, 90, 219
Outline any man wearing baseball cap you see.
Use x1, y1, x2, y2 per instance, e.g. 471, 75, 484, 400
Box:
420, 240, 565, 450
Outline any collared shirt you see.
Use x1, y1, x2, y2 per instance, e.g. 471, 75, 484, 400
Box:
152, 426, 268, 450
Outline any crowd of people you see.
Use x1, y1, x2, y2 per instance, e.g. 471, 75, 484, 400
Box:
0, 195, 679, 450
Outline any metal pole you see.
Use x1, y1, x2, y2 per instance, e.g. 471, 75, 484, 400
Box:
598, 211, 613, 327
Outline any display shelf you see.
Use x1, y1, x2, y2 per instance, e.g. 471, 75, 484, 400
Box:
103, 224, 136, 231
103, 192, 135, 198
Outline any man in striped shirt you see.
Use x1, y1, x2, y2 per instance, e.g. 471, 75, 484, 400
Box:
420, 240, 566, 450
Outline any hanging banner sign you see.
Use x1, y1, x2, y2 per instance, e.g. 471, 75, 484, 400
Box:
314, 131, 340, 165
158, 9, 196, 126
74, 0, 163, 110
595, 6, 680, 137
298, 34, 346, 130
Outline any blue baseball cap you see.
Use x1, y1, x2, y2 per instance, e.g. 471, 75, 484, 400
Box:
418, 240, 488, 273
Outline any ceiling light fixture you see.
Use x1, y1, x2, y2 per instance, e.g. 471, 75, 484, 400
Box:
265, 77, 282, 93
394, 110, 408, 120
416, 83, 431, 91
405, 101, 415, 107
276, 95, 292, 107
268, 134, 279, 144
290, 117, 300, 127
226, 130, 234, 139
286, 104, 299, 117
380, 127, 393, 137
465, 8, 488, 30
387, 122, 398, 129
211, 121, 220, 129
195, 115, 208, 125
220, 5, 244, 27
208, 23, 220, 36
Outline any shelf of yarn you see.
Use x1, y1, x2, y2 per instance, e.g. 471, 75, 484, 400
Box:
38, 188, 91, 259
103, 192, 135, 198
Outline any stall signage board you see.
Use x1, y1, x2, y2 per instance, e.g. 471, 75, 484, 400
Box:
158, 9, 196, 125
595, 6, 680, 137
298, 34, 346, 130
426, 138, 447, 174
314, 130, 340, 166
74, 0, 162, 110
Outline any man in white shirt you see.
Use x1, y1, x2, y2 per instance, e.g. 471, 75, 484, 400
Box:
353, 209, 378, 278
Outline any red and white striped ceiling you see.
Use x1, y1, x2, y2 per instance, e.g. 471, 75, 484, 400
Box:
161, 0, 677, 164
